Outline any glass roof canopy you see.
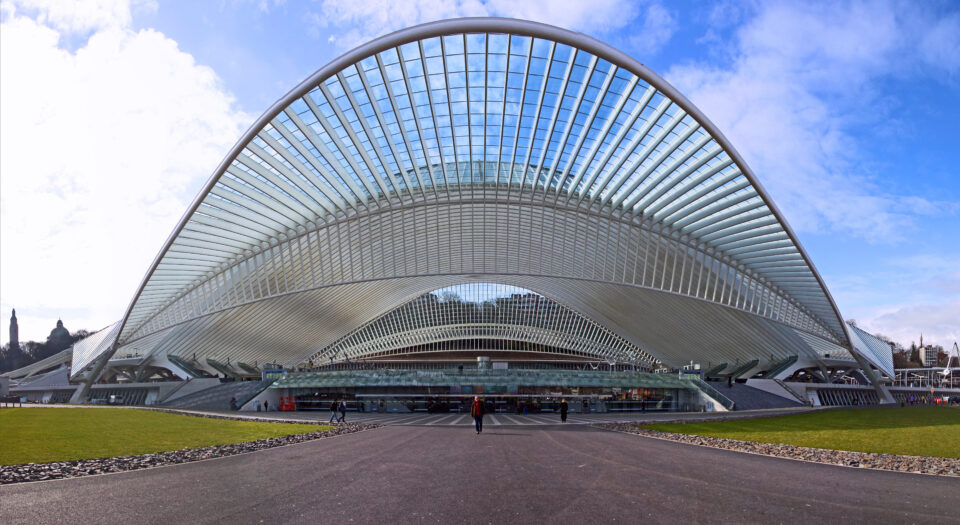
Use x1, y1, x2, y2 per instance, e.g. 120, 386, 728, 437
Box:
312, 283, 657, 366
72, 18, 886, 379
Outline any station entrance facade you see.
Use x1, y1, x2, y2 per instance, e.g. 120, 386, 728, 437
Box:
273, 368, 707, 414
266, 283, 713, 413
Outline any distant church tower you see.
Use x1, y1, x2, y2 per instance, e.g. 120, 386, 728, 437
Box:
9, 309, 19, 350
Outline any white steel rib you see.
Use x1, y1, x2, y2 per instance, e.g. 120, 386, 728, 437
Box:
71, 18, 889, 379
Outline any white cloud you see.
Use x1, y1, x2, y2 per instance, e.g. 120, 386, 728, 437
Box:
312, 0, 644, 51
629, 3, 677, 57
665, 1, 958, 241
917, 11, 960, 77
663, 1, 960, 351
860, 298, 960, 349
834, 256, 960, 348
6, 0, 156, 35
0, 2, 252, 345
706, 0, 747, 29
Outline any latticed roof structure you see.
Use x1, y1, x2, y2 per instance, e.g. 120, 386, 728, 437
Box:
71, 18, 892, 382
312, 283, 657, 366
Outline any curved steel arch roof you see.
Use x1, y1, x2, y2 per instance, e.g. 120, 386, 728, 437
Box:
311, 283, 657, 366
75, 18, 868, 376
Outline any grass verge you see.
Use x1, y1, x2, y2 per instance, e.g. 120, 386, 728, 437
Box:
0, 407, 333, 465
642, 406, 960, 458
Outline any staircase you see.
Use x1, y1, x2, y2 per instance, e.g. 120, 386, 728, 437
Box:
773, 379, 808, 404
161, 380, 272, 411
715, 383, 802, 410
237, 362, 261, 376
167, 355, 208, 379
156, 379, 191, 404
684, 377, 736, 410
759, 356, 798, 379
703, 363, 727, 378
206, 358, 242, 379
721, 359, 759, 380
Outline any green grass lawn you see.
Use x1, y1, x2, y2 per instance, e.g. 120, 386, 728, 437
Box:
0, 407, 333, 465
643, 406, 960, 458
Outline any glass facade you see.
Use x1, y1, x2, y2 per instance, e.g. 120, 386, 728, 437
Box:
274, 368, 701, 412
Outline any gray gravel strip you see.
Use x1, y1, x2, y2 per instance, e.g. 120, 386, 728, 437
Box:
598, 422, 960, 477
1, 413, 379, 485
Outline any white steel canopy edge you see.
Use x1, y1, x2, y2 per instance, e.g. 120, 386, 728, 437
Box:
71, 18, 871, 380
78, 276, 859, 380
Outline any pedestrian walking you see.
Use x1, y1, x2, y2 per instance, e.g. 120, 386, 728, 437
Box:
470, 396, 485, 434
560, 398, 568, 423
338, 399, 347, 423
263, 400, 269, 412
329, 398, 339, 423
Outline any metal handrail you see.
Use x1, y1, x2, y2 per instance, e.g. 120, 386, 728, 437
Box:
683, 376, 736, 410
236, 378, 278, 410
156, 378, 190, 404
762, 355, 798, 379
773, 379, 808, 404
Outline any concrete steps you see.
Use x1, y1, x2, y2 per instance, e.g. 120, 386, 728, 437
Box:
711, 382, 803, 410
161, 380, 266, 411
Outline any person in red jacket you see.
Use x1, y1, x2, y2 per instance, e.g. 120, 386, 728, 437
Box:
470, 396, 485, 434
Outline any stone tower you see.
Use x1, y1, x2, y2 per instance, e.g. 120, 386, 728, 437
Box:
9, 309, 19, 350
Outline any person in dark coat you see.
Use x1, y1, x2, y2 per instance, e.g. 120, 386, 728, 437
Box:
338, 399, 347, 423
470, 396, 485, 434
560, 399, 568, 423
329, 399, 339, 423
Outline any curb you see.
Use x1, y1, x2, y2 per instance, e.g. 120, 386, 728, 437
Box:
595, 423, 960, 478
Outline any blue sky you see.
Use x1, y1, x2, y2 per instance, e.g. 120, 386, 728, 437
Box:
1, 0, 957, 348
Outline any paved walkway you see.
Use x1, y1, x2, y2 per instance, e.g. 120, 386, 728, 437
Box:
3, 424, 957, 524
195, 406, 822, 426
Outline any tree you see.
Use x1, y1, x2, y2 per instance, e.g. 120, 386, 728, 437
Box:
909, 344, 921, 365
893, 351, 919, 369
440, 291, 462, 303
0, 343, 25, 372
0, 328, 92, 373
937, 348, 948, 367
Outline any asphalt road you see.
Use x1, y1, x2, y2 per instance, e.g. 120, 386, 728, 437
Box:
2, 425, 958, 524
211, 406, 820, 426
